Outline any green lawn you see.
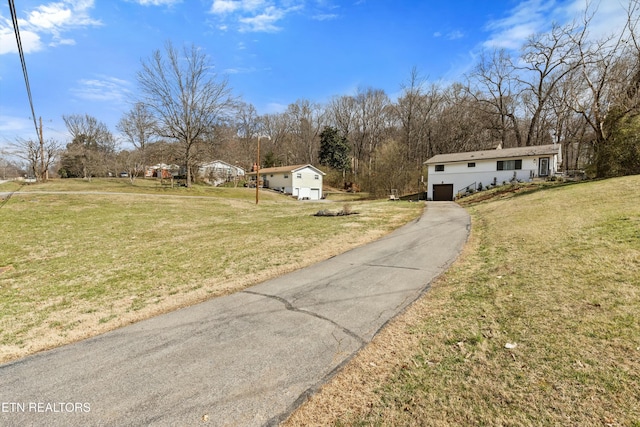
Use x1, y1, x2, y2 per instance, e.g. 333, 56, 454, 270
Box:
285, 175, 640, 427
0, 178, 423, 363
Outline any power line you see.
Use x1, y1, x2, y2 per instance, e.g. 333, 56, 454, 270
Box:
7, 0, 41, 142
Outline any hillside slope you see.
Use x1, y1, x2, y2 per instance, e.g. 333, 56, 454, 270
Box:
285, 176, 640, 426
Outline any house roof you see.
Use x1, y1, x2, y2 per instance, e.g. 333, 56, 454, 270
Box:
425, 144, 560, 165
247, 164, 326, 175
199, 160, 245, 172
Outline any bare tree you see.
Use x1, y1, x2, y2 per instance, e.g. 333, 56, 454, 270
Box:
567, 0, 640, 176
0, 153, 24, 179
519, 22, 581, 146
351, 87, 391, 184
117, 102, 156, 181
10, 138, 59, 180
394, 68, 443, 191
261, 112, 292, 166
235, 102, 262, 167
137, 41, 237, 186
326, 94, 357, 181
433, 83, 489, 154
467, 49, 522, 147
61, 114, 116, 179
285, 99, 325, 164
370, 139, 411, 197
328, 94, 357, 138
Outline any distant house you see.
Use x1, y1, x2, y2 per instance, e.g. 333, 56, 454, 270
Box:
198, 160, 245, 186
145, 163, 180, 179
248, 164, 326, 200
424, 144, 561, 201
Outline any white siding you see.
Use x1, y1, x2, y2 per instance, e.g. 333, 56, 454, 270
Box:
261, 165, 324, 200
427, 155, 558, 200
264, 173, 291, 191
291, 167, 323, 199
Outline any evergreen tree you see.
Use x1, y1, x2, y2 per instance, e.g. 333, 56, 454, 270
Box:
319, 126, 350, 172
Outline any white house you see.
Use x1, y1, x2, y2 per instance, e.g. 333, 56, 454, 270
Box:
198, 160, 245, 186
249, 164, 326, 200
424, 144, 561, 201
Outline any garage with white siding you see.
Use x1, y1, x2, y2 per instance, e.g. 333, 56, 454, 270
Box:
250, 164, 326, 200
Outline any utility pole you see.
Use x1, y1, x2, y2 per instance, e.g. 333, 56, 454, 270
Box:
255, 135, 260, 204
39, 117, 45, 182
255, 135, 270, 204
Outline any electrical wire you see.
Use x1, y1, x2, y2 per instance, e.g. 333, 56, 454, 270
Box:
7, 0, 41, 142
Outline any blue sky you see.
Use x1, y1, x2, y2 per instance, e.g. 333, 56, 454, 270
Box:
0, 0, 630, 148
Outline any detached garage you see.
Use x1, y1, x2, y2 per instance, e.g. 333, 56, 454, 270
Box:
250, 164, 326, 200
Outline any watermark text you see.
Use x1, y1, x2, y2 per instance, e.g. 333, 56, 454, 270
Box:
2, 402, 90, 414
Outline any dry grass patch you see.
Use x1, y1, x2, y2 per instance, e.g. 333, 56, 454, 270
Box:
0, 182, 423, 363
284, 176, 640, 426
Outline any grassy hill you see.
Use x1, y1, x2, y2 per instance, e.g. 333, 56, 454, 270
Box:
0, 178, 423, 363
285, 176, 640, 426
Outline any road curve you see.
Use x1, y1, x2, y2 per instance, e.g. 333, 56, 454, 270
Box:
0, 202, 470, 427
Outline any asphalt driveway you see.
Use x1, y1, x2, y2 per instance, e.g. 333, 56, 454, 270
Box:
0, 201, 470, 427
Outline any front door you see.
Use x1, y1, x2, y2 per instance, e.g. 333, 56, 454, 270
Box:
539, 157, 550, 177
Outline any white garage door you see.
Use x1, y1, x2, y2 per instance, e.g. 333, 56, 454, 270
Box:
298, 187, 311, 200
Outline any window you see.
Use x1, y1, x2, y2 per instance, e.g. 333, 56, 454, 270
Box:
435, 164, 445, 172
296, 173, 302, 178
284, 174, 288, 178
314, 174, 319, 179
468, 162, 476, 168
497, 159, 522, 170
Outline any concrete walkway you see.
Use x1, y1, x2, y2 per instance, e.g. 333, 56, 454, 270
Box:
0, 202, 470, 427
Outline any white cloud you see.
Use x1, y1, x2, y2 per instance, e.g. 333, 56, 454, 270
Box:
561, 0, 629, 41
0, 114, 33, 134
211, 0, 269, 15
0, 18, 43, 54
211, 0, 242, 14
71, 76, 132, 103
0, 0, 101, 55
208, 0, 305, 33
224, 66, 256, 74
27, 4, 73, 30
447, 30, 464, 40
312, 13, 338, 21
483, 0, 552, 50
239, 6, 285, 32
432, 29, 463, 41
57, 37, 76, 46
132, 0, 183, 5
482, 0, 630, 51
264, 102, 287, 113
0, 114, 68, 145
25, 1, 101, 31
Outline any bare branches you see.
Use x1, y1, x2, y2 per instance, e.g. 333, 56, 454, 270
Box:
117, 103, 156, 152
9, 137, 60, 180
136, 41, 237, 186
466, 49, 522, 147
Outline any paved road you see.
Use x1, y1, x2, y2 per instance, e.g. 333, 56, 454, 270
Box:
0, 202, 470, 427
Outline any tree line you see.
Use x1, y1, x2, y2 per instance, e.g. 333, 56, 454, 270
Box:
9, 2, 640, 196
